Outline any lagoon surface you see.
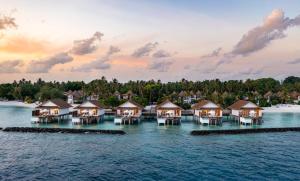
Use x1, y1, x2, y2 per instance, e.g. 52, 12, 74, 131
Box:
0, 106, 300, 180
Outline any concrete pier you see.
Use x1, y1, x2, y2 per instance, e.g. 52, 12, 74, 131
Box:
2, 127, 126, 135
191, 127, 300, 136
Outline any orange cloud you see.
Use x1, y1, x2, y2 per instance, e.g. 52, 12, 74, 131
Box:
112, 55, 148, 67
0, 35, 57, 56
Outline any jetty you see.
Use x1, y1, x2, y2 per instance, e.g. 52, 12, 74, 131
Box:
191, 127, 300, 136
2, 127, 125, 134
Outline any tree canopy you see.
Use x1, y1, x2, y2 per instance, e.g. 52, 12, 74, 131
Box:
0, 76, 299, 107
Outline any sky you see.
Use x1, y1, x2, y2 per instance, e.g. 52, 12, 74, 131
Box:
0, 0, 300, 83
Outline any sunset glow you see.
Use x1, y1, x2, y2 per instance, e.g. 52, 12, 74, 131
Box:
1, 0, 300, 82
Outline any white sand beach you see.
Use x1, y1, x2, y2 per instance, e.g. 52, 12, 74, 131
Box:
0, 101, 36, 108
263, 104, 300, 113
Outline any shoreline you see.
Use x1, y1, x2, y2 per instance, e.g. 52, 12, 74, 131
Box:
262, 104, 300, 113
0, 101, 36, 108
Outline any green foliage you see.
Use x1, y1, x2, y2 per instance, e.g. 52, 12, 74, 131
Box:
24, 96, 33, 104
258, 98, 271, 107
1, 76, 300, 107
178, 102, 191, 109
103, 96, 121, 108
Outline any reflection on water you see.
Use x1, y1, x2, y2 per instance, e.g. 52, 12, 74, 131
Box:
0, 106, 299, 132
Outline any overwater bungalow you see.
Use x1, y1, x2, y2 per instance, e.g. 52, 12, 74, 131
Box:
31, 99, 72, 123
156, 100, 183, 126
72, 100, 105, 124
192, 100, 223, 125
114, 100, 143, 125
228, 100, 263, 125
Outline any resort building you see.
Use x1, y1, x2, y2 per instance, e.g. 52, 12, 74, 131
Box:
156, 100, 183, 125
122, 90, 134, 100
192, 100, 223, 125
31, 99, 72, 123
87, 93, 99, 101
114, 91, 121, 100
64, 90, 83, 104
72, 100, 105, 124
289, 91, 300, 104
114, 100, 143, 125
228, 100, 263, 125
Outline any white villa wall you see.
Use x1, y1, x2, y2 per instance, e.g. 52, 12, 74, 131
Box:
67, 95, 74, 104
194, 110, 200, 116
194, 108, 222, 117
231, 110, 240, 117
78, 108, 104, 116
57, 108, 70, 115
232, 109, 262, 117
157, 109, 181, 117
117, 108, 141, 116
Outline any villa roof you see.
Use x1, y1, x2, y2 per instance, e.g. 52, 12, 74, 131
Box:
64, 90, 83, 99
156, 100, 183, 110
123, 90, 133, 95
192, 100, 221, 109
74, 100, 105, 109
289, 91, 300, 99
117, 100, 144, 109
37, 99, 72, 109
264, 91, 273, 98
178, 91, 187, 97
114, 90, 120, 95
196, 90, 202, 96
228, 100, 261, 110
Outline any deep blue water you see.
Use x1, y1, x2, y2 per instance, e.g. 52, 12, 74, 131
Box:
0, 106, 300, 180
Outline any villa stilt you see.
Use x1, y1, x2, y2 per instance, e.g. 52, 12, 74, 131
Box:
156, 100, 183, 126
72, 100, 105, 124
228, 100, 263, 125
31, 99, 72, 123
192, 100, 223, 125
114, 100, 143, 125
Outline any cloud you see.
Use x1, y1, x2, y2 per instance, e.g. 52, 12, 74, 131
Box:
70, 32, 103, 55
0, 60, 22, 73
0, 36, 50, 54
0, 14, 17, 30
238, 67, 264, 76
132, 42, 158, 58
184, 65, 191, 70
26, 52, 73, 73
288, 58, 300, 64
232, 9, 300, 57
152, 49, 171, 58
72, 46, 120, 72
201, 48, 222, 58
148, 60, 173, 72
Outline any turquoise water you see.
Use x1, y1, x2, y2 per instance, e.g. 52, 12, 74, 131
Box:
0, 105, 299, 130
0, 106, 300, 180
